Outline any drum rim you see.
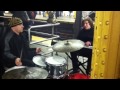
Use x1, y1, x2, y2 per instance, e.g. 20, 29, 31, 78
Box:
46, 62, 66, 66
45, 56, 67, 66
33, 55, 46, 67
5, 66, 26, 73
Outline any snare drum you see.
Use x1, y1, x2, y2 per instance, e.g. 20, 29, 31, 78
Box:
32, 55, 46, 69
45, 56, 67, 79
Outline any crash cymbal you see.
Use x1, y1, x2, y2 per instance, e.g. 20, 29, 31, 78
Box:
52, 39, 85, 52
2, 66, 48, 79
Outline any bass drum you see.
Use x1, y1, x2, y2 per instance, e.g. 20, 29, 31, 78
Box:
32, 55, 47, 69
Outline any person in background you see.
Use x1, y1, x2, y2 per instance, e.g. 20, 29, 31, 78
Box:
0, 11, 8, 78
70, 18, 94, 75
0, 11, 4, 23
27, 11, 36, 19
0, 23, 5, 78
9, 11, 34, 30
3, 17, 41, 68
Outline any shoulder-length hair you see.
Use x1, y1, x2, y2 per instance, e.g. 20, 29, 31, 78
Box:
82, 17, 94, 28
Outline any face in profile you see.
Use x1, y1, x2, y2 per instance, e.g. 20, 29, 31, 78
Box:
83, 21, 91, 30
14, 24, 24, 33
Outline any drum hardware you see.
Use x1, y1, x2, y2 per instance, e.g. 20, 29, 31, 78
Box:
52, 39, 93, 78
45, 55, 67, 79
52, 39, 93, 53
2, 66, 48, 79
65, 53, 87, 75
52, 39, 85, 52
52, 39, 83, 78
28, 23, 60, 44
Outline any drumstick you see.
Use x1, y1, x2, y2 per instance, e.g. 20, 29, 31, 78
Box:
38, 50, 53, 56
20, 48, 23, 60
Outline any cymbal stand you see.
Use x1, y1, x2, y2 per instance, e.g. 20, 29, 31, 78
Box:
62, 52, 71, 78
65, 52, 88, 76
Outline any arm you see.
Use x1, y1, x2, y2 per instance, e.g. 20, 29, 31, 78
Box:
85, 41, 92, 46
85, 31, 94, 47
4, 35, 23, 66
21, 33, 41, 54
4, 37, 17, 60
86, 28, 94, 46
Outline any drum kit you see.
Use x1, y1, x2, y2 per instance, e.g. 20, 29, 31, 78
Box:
2, 39, 92, 79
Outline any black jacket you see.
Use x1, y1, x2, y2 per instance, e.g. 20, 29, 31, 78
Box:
0, 11, 4, 22
27, 11, 36, 19
77, 28, 94, 45
3, 30, 36, 67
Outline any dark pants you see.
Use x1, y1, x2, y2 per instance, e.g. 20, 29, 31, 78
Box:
70, 48, 92, 75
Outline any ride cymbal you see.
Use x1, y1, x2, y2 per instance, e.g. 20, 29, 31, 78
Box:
52, 39, 85, 52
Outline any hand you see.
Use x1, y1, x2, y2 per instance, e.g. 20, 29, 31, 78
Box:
85, 41, 91, 47
36, 48, 41, 54
15, 58, 22, 66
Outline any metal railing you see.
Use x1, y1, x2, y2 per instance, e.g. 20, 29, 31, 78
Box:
28, 23, 60, 47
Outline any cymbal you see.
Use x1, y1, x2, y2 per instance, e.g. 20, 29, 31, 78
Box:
2, 66, 48, 79
52, 39, 85, 52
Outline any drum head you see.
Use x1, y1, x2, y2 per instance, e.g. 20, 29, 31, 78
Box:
46, 56, 66, 66
33, 56, 46, 67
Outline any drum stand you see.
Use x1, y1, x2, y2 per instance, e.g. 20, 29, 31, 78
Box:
65, 52, 88, 76
62, 52, 71, 79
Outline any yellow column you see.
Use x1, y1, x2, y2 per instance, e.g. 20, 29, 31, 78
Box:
73, 11, 76, 19
91, 11, 120, 79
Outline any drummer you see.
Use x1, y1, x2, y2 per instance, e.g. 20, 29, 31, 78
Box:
70, 17, 94, 75
3, 17, 41, 68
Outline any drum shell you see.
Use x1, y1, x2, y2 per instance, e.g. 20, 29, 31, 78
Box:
45, 56, 67, 78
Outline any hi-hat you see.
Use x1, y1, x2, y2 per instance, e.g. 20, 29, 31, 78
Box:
52, 39, 85, 52
2, 66, 48, 79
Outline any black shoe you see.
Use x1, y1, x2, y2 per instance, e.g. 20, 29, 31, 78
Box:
70, 69, 80, 74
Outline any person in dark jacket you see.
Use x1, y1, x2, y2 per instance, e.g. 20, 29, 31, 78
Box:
70, 18, 94, 75
0, 15, 10, 78
27, 11, 36, 19
3, 17, 41, 68
0, 11, 4, 22
0, 24, 6, 78
9, 11, 34, 41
